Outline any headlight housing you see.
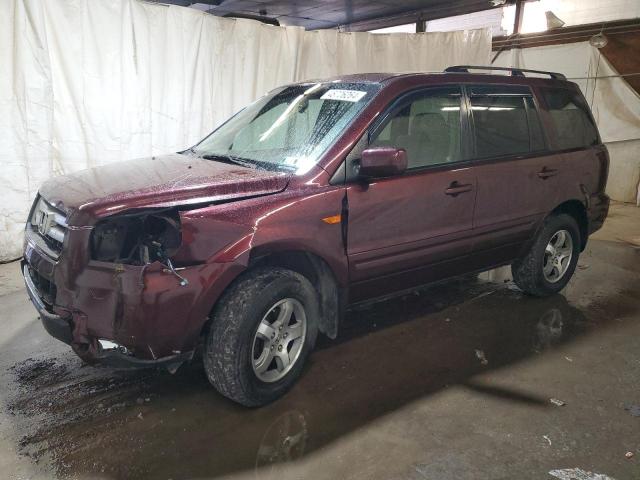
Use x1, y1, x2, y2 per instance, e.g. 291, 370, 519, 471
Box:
90, 210, 181, 265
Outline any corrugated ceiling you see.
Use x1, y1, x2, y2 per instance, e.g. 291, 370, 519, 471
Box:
154, 0, 502, 30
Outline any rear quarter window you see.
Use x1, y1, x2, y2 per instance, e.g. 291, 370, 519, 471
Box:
539, 87, 600, 150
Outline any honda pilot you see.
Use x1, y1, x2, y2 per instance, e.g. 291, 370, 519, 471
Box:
23, 66, 609, 406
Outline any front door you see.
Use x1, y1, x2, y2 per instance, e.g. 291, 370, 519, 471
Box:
345, 86, 477, 302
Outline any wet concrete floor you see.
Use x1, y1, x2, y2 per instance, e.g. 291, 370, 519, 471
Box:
0, 238, 638, 480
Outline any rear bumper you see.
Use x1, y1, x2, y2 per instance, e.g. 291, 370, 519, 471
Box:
587, 192, 610, 234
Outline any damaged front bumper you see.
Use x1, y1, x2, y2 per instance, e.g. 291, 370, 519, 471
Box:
23, 261, 193, 369
23, 262, 74, 345
22, 228, 243, 370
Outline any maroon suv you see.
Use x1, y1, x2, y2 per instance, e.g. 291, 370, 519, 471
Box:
23, 66, 609, 406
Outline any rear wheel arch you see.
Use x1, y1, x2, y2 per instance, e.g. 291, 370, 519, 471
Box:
549, 200, 588, 251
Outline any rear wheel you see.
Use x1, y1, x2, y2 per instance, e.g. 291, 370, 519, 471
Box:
204, 267, 319, 407
512, 214, 581, 297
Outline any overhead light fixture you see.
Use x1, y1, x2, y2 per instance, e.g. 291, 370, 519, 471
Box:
545, 11, 565, 29
222, 12, 280, 26
489, 0, 506, 6
589, 32, 608, 49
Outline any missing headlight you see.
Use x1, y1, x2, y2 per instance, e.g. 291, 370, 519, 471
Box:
91, 210, 181, 265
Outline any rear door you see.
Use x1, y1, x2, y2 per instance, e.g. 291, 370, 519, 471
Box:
346, 86, 477, 301
468, 84, 562, 266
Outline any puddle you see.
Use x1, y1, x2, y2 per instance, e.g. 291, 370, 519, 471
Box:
3, 241, 640, 479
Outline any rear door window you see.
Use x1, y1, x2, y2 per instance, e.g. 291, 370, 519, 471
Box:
539, 87, 600, 150
469, 85, 545, 158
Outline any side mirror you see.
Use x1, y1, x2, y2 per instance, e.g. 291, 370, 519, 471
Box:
358, 147, 408, 179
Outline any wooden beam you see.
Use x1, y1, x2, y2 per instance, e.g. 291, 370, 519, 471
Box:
493, 19, 640, 50
492, 18, 640, 96
513, 0, 524, 35
600, 31, 640, 96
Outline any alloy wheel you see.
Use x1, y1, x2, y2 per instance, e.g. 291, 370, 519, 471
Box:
543, 229, 573, 283
251, 298, 307, 383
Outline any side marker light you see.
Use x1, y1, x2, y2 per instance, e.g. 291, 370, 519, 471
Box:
321, 214, 342, 224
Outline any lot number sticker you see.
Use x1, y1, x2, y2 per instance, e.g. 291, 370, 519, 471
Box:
321, 89, 367, 102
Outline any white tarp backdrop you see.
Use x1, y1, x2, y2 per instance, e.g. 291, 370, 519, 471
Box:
0, 0, 491, 261
493, 42, 640, 205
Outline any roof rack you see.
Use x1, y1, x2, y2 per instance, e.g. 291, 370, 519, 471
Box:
444, 65, 566, 80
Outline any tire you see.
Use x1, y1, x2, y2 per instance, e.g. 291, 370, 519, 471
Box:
511, 213, 581, 297
204, 267, 319, 407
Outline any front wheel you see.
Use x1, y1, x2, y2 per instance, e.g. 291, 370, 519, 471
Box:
512, 213, 581, 297
204, 267, 319, 407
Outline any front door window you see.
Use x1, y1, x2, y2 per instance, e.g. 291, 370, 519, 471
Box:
370, 87, 464, 169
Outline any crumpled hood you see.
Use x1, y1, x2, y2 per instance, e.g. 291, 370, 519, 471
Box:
39, 154, 291, 225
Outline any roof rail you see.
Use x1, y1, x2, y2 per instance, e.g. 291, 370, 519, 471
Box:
444, 65, 567, 80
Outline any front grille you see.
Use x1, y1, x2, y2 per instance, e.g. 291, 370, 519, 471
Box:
26, 266, 57, 307
29, 196, 68, 257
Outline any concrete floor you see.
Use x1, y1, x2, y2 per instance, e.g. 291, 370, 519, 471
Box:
1, 203, 639, 480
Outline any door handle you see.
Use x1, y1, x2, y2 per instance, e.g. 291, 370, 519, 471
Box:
537, 167, 558, 179
445, 181, 473, 197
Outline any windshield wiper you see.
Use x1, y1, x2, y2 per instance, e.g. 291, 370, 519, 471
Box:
200, 153, 256, 169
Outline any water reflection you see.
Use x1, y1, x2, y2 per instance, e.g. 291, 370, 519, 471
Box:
533, 308, 565, 352
255, 410, 308, 479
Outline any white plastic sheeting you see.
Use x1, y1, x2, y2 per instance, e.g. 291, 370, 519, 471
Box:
494, 42, 640, 205
0, 0, 491, 260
